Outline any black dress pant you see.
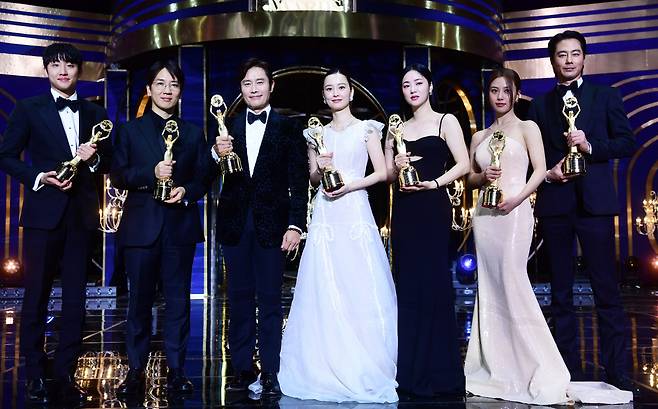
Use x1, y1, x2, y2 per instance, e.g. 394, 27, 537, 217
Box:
223, 209, 284, 373
21, 200, 92, 380
123, 218, 194, 370
539, 210, 628, 379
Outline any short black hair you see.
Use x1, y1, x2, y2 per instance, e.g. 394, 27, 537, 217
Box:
42, 43, 83, 70
548, 30, 587, 61
324, 67, 354, 89
239, 58, 273, 85
146, 59, 185, 89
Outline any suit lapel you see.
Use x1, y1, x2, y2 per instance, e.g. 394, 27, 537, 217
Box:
231, 111, 250, 179
575, 80, 594, 134
547, 89, 569, 151
38, 95, 74, 159
252, 110, 279, 179
135, 116, 165, 161
78, 100, 94, 145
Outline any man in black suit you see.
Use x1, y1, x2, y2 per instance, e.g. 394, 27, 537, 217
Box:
0, 43, 111, 403
527, 30, 635, 389
212, 58, 308, 397
111, 60, 210, 396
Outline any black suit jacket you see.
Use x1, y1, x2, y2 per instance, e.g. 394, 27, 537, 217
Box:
216, 109, 309, 248
527, 80, 635, 217
0, 93, 111, 230
110, 114, 209, 247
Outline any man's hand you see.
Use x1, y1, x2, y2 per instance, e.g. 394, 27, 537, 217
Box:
155, 160, 175, 179
546, 158, 572, 183
40, 171, 72, 191
564, 130, 590, 154
165, 186, 186, 204
213, 134, 234, 156
76, 143, 98, 162
281, 230, 301, 256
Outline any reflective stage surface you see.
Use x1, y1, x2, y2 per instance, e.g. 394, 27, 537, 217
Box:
2, 282, 658, 408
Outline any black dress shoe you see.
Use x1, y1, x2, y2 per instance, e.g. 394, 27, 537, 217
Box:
26, 378, 49, 403
261, 372, 281, 398
166, 367, 194, 394
117, 368, 145, 396
608, 374, 641, 394
56, 375, 88, 403
227, 370, 258, 392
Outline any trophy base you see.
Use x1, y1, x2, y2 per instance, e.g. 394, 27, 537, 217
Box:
220, 153, 243, 175
322, 169, 344, 193
153, 179, 173, 201
55, 162, 77, 183
561, 153, 586, 177
399, 166, 420, 188
482, 185, 503, 209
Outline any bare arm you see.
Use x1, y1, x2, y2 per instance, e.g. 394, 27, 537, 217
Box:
349, 127, 387, 191
435, 114, 470, 187
498, 121, 546, 213
466, 130, 488, 188
383, 128, 397, 182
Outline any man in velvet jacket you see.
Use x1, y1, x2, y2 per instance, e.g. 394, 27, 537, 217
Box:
111, 60, 210, 396
0, 43, 111, 404
212, 58, 309, 397
527, 30, 636, 390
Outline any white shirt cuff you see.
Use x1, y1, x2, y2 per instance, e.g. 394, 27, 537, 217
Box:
33, 172, 45, 191
88, 154, 100, 172
211, 147, 221, 163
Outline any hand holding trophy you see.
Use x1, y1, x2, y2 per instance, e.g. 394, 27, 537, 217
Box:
153, 120, 179, 201
210, 94, 243, 175
482, 130, 506, 208
305, 117, 344, 192
561, 96, 586, 177
55, 120, 113, 183
388, 114, 420, 188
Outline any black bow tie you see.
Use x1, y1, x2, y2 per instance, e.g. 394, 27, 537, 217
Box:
55, 96, 80, 112
557, 82, 580, 97
247, 111, 267, 125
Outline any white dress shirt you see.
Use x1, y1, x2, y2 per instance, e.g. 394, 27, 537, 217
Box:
245, 105, 271, 177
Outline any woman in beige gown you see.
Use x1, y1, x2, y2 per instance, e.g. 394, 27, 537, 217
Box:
464, 68, 632, 405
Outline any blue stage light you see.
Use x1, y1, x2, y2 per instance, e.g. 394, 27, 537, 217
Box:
459, 254, 477, 272
456, 254, 477, 285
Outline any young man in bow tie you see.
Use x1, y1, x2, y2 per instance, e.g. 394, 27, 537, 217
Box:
212, 58, 309, 397
0, 42, 111, 404
527, 30, 636, 390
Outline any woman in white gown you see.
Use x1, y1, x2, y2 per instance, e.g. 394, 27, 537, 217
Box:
464, 68, 632, 405
278, 69, 398, 403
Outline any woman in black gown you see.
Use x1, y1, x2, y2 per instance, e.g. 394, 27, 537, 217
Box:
384, 64, 470, 397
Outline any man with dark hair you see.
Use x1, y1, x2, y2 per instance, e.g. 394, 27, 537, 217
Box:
111, 59, 209, 396
527, 30, 636, 390
212, 58, 309, 397
0, 42, 111, 404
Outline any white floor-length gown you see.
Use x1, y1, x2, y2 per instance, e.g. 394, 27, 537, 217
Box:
278, 120, 398, 404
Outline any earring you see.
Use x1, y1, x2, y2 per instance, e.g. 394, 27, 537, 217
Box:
349, 96, 353, 102
323, 99, 327, 104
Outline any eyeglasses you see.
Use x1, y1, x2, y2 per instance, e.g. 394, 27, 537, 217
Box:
151, 81, 180, 91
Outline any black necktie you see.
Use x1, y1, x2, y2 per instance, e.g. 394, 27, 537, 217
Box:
557, 82, 580, 97
55, 97, 80, 112
247, 111, 267, 125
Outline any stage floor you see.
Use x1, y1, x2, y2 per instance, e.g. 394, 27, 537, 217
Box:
1, 283, 657, 408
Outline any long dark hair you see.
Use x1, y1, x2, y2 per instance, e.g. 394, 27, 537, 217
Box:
401, 63, 434, 119
486, 67, 521, 108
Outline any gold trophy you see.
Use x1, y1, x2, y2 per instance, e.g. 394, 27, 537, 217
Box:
305, 117, 344, 192
561, 96, 586, 176
153, 120, 179, 201
388, 114, 420, 188
481, 130, 506, 208
210, 94, 243, 175
55, 120, 113, 183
